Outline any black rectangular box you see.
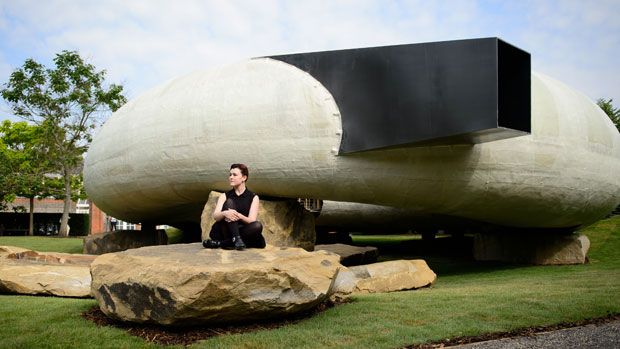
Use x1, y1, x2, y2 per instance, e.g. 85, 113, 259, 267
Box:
268, 38, 531, 154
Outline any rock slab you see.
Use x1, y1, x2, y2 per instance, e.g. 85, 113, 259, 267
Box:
83, 229, 168, 255
0, 245, 29, 257
333, 259, 437, 295
473, 233, 590, 265
314, 244, 379, 266
201, 191, 316, 251
0, 246, 94, 297
90, 243, 341, 326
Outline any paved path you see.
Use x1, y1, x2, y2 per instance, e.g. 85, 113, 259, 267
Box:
451, 320, 620, 349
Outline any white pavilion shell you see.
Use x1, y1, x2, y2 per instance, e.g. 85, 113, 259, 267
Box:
84, 58, 620, 230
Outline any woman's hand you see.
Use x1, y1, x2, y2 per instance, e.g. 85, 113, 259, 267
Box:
222, 209, 241, 222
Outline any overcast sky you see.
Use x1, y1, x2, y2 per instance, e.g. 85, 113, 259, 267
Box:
1, 0, 619, 122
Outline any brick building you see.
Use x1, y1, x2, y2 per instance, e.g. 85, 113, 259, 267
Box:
0, 197, 140, 236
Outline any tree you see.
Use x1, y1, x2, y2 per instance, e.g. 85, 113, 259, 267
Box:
0, 120, 54, 235
0, 134, 15, 210
596, 98, 620, 133
1, 51, 126, 237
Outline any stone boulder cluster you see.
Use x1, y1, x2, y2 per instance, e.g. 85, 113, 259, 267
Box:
0, 194, 439, 326
0, 242, 436, 326
0, 192, 593, 327
89, 243, 436, 325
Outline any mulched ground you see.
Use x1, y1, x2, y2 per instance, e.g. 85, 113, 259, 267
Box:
403, 312, 620, 348
81, 298, 349, 346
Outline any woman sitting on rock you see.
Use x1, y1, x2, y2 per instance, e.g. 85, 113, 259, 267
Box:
203, 163, 266, 250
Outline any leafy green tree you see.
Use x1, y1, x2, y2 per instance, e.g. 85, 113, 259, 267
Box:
596, 98, 620, 133
0, 135, 15, 210
0, 120, 55, 235
1, 51, 126, 237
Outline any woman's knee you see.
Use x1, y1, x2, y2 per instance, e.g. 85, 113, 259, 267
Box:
242, 222, 265, 248
247, 221, 263, 233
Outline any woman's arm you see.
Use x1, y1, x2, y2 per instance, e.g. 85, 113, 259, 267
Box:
213, 194, 232, 222
236, 195, 259, 224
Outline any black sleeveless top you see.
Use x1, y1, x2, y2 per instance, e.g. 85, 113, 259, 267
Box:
225, 188, 256, 217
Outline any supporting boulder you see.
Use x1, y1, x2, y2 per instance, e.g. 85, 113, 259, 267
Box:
90, 243, 340, 326
201, 191, 316, 251
473, 233, 590, 265
83, 229, 168, 255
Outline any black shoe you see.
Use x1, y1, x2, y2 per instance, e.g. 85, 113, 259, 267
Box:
203, 239, 222, 249
232, 236, 246, 250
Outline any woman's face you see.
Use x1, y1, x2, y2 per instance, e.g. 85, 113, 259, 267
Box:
229, 168, 246, 187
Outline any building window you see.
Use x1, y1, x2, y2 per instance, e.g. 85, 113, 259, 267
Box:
117, 220, 136, 230
76, 199, 89, 214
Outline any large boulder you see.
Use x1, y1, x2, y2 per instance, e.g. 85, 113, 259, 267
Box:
0, 246, 94, 298
333, 259, 436, 295
473, 233, 590, 265
90, 243, 341, 326
201, 191, 316, 251
83, 229, 168, 255
314, 244, 378, 266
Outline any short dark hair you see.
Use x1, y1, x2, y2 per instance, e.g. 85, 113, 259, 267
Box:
230, 163, 249, 180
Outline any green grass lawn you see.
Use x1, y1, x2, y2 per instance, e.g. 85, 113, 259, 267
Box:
0, 236, 84, 254
1, 216, 619, 348
0, 228, 184, 254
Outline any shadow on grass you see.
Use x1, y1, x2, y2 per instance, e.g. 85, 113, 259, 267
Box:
351, 234, 527, 277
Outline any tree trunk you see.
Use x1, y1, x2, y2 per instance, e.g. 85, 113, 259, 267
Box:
59, 167, 72, 237
28, 197, 34, 236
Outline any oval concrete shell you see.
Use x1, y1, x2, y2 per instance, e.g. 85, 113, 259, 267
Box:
314, 200, 480, 233
84, 58, 620, 230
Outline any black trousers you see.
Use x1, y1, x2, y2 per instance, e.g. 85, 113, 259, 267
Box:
209, 198, 266, 248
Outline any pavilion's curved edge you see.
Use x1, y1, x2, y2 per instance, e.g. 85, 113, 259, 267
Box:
83, 58, 620, 231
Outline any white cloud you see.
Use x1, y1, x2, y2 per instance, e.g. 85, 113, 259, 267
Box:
0, 50, 19, 120
510, 0, 620, 102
